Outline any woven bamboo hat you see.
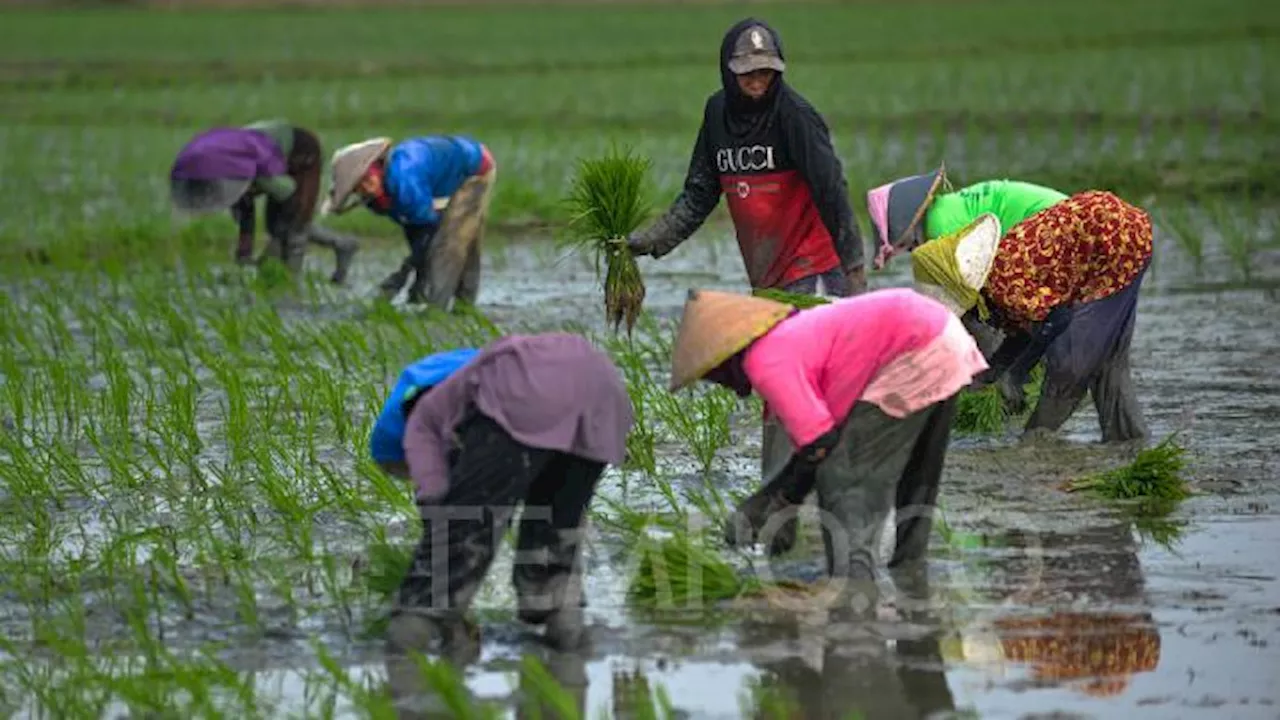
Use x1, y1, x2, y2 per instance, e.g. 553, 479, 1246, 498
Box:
668, 289, 795, 392
912, 212, 1003, 316
320, 137, 391, 216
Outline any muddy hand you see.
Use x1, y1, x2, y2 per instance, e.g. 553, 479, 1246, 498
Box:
723, 490, 780, 548
996, 373, 1027, 415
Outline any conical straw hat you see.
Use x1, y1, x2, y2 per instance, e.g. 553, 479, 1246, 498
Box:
322, 137, 391, 216
912, 212, 1002, 317
955, 212, 1002, 290
668, 289, 795, 392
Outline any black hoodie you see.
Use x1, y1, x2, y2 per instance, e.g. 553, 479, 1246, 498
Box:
633, 18, 864, 291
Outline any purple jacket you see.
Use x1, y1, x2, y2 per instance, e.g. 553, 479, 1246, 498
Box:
171, 127, 289, 182
402, 333, 634, 501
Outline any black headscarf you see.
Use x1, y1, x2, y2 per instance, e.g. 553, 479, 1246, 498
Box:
719, 17, 788, 139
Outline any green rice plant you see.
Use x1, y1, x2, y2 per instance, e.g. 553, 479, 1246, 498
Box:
1208, 196, 1258, 283
954, 363, 1045, 434
516, 654, 583, 720
1156, 203, 1205, 272
627, 528, 755, 609
650, 385, 738, 477
1063, 433, 1192, 507
739, 675, 803, 719
561, 144, 654, 336
752, 287, 831, 309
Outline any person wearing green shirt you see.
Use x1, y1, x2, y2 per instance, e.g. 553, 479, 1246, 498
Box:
865, 165, 1153, 443
170, 119, 359, 284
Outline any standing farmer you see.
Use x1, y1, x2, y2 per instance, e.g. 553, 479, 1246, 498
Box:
626, 18, 866, 297
667, 288, 988, 612
867, 167, 1152, 442
321, 135, 497, 309
386, 332, 633, 665
169, 118, 359, 283
625, 17, 868, 503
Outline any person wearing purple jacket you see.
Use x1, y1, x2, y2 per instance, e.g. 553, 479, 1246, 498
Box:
384, 332, 633, 664
169, 119, 359, 283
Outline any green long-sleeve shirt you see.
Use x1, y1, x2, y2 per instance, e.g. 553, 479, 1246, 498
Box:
924, 180, 1068, 240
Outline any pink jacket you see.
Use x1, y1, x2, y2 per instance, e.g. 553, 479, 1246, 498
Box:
743, 288, 988, 449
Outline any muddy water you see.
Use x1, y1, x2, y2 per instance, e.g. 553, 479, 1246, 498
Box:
4, 216, 1278, 718
282, 220, 1280, 719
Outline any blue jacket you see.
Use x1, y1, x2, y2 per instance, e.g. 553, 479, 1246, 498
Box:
374, 136, 485, 227
369, 348, 480, 464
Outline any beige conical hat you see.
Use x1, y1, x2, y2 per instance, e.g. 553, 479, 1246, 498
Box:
322, 137, 391, 216
668, 289, 795, 392
956, 212, 1002, 290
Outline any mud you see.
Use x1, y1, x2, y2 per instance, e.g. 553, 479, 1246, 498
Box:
2, 211, 1279, 718
352, 217, 1280, 718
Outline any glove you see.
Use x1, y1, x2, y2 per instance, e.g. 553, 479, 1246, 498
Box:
796, 428, 840, 468
996, 373, 1027, 415
626, 232, 655, 257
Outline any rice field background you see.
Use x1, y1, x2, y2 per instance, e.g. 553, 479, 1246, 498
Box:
1, 0, 1278, 718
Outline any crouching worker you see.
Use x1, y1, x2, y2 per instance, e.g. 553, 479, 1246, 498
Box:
386, 332, 633, 665
169, 118, 359, 283
667, 287, 987, 611
321, 135, 497, 309
868, 167, 1153, 442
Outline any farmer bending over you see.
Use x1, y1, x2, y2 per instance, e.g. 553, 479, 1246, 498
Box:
369, 347, 480, 480
627, 18, 866, 298
868, 167, 1152, 442
322, 135, 497, 309
169, 118, 359, 283
667, 287, 988, 612
385, 332, 633, 665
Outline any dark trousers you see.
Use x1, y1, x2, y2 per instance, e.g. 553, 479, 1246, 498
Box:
231, 127, 356, 274
393, 411, 604, 622
1027, 265, 1149, 442
815, 397, 958, 588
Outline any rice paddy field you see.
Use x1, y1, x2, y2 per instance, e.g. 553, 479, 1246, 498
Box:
1, 0, 1279, 718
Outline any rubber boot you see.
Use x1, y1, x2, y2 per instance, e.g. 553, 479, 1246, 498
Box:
307, 226, 359, 285
384, 612, 481, 719
514, 528, 588, 650
379, 258, 414, 301
406, 270, 431, 306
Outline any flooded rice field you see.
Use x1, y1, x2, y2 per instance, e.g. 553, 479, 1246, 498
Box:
1, 215, 1278, 719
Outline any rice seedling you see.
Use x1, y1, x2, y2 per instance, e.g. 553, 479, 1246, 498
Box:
752, 288, 831, 309
1062, 434, 1192, 508
561, 144, 654, 336
628, 527, 755, 609
954, 363, 1046, 434
1156, 203, 1205, 272
650, 379, 740, 477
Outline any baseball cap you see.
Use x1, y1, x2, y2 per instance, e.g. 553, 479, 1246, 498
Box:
727, 25, 786, 75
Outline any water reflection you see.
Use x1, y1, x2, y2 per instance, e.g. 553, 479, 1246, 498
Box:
942, 520, 1164, 700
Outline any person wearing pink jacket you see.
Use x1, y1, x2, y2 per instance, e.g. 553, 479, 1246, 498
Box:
667, 285, 988, 610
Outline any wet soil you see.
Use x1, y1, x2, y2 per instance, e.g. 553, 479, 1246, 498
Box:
3, 215, 1279, 718
275, 218, 1280, 718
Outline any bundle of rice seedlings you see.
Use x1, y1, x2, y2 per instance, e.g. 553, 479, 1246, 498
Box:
562, 144, 654, 335
955, 362, 1047, 434
1062, 434, 1191, 506
955, 385, 1007, 434
752, 287, 832, 309
628, 531, 753, 607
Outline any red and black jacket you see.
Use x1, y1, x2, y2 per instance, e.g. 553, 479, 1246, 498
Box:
634, 18, 864, 290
